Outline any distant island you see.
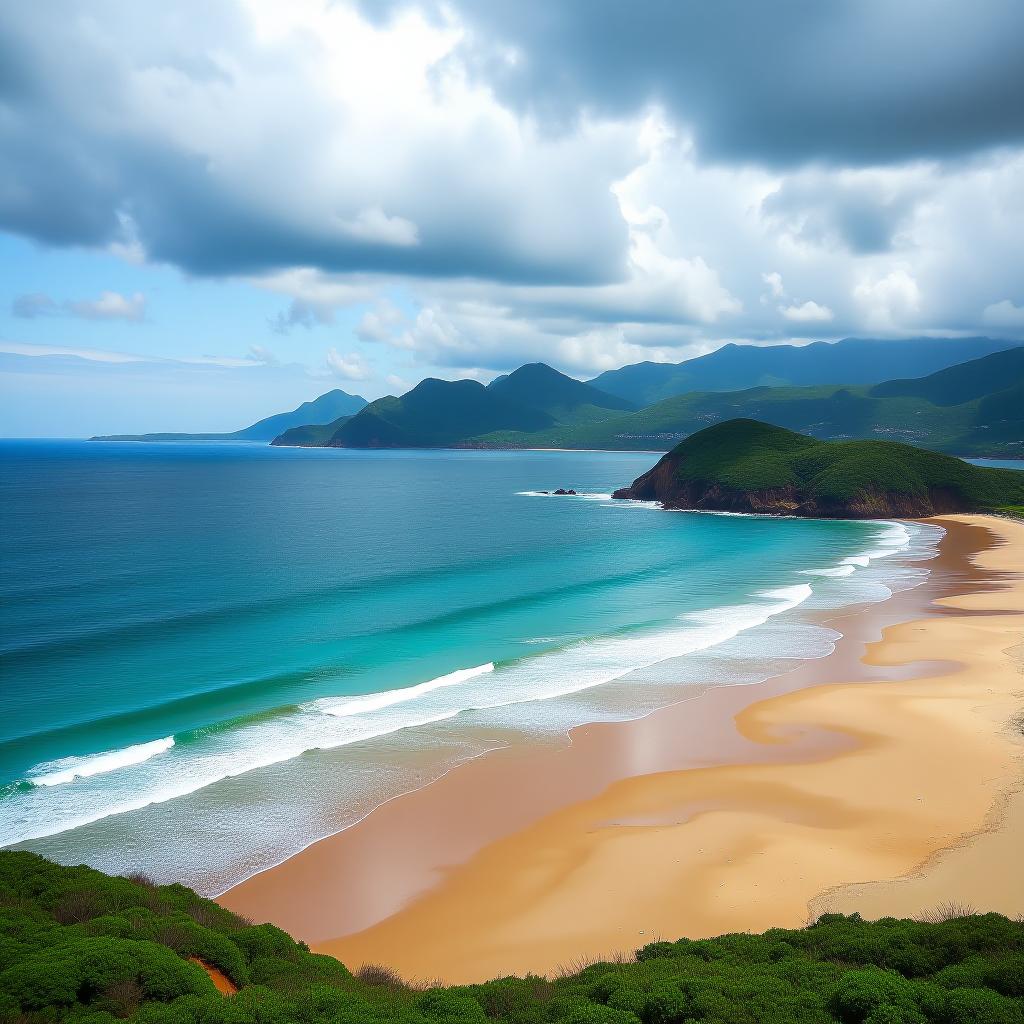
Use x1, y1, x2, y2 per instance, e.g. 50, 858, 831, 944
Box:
92, 389, 367, 443
613, 419, 1024, 518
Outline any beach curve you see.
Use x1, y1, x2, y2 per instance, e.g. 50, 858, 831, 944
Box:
220, 514, 1024, 983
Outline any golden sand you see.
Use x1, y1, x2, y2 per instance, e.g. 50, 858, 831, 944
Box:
223, 515, 1024, 984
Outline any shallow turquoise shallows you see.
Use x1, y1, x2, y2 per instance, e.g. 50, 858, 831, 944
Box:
0, 440, 939, 891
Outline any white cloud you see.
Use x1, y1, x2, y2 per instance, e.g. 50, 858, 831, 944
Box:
853, 268, 921, 331
2, 0, 1024, 393
0, 341, 144, 363
68, 291, 146, 321
247, 344, 279, 365
779, 300, 833, 323
761, 271, 785, 299
259, 269, 374, 332
981, 299, 1024, 328
12, 290, 146, 322
356, 300, 407, 343
338, 207, 419, 247
326, 348, 372, 380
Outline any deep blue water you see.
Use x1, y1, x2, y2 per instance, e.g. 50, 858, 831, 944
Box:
0, 440, 940, 888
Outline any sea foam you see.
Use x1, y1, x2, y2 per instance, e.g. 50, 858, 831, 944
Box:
316, 663, 495, 717
28, 737, 175, 788
1, 585, 813, 847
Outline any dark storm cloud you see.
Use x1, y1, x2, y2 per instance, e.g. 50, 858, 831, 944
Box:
0, 2, 632, 284
761, 174, 927, 254
446, 0, 1024, 167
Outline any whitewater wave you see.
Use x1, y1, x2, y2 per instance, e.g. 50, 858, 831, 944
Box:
316, 664, 494, 717
4, 521, 943, 856
802, 521, 915, 579
802, 564, 857, 577
27, 737, 175, 788
0, 585, 813, 847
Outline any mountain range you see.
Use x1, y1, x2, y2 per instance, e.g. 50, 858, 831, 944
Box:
275, 343, 1024, 458
92, 389, 367, 442
590, 335, 1022, 406
272, 363, 634, 448
94, 335, 1023, 458
485, 346, 1024, 457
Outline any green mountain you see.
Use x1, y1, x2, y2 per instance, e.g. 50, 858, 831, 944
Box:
4, 851, 1024, 1024
270, 418, 351, 446
613, 419, 1024, 518
274, 363, 634, 447
486, 361, 634, 418
591, 336, 1022, 407
482, 347, 1024, 457
869, 346, 1024, 405
93, 389, 367, 442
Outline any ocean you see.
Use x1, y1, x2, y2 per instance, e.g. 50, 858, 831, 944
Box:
0, 440, 943, 893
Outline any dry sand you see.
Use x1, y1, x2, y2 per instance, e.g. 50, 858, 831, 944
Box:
221, 515, 1024, 983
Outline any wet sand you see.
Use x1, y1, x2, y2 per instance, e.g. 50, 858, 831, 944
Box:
221, 515, 1024, 983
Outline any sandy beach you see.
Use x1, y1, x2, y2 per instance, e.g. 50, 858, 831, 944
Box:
220, 514, 1024, 983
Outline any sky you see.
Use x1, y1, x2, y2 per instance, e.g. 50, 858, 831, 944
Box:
2, 0, 1024, 436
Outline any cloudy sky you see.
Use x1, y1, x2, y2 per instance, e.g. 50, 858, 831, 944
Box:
2, 0, 1024, 435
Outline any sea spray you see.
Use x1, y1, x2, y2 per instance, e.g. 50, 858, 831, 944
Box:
28, 737, 175, 787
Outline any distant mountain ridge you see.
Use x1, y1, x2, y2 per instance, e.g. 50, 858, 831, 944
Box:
95, 339, 1023, 457
273, 363, 634, 448
93, 389, 367, 442
479, 347, 1024, 457
613, 419, 1024, 518
590, 336, 1023, 407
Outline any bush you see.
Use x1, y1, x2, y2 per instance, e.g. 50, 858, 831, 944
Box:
944, 987, 1024, 1024
417, 988, 488, 1022
0, 937, 214, 1010
2, 852, 1023, 1024
231, 924, 300, 963
830, 967, 913, 1023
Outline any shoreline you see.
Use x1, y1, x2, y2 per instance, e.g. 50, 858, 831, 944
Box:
220, 515, 1024, 980
219, 527, 949, 934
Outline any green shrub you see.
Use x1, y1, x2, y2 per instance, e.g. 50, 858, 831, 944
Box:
830, 967, 913, 1023
231, 924, 300, 963
2, 852, 1023, 1024
417, 988, 488, 1022
641, 985, 689, 1024
944, 986, 1024, 1024
0, 936, 214, 1010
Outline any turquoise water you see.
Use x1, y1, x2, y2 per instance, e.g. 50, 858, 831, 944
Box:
967, 458, 1024, 470
0, 441, 941, 891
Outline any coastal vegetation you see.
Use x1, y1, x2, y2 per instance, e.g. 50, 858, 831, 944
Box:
612, 419, 1024, 517
2, 852, 1023, 1024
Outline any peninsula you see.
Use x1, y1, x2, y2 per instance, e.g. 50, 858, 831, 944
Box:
612, 419, 1024, 518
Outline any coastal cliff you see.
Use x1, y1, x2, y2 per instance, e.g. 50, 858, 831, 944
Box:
612, 419, 1024, 518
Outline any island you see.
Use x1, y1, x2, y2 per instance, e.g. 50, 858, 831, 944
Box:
612, 419, 1024, 518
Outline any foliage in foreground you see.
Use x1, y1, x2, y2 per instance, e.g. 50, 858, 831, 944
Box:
1, 852, 1023, 1024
